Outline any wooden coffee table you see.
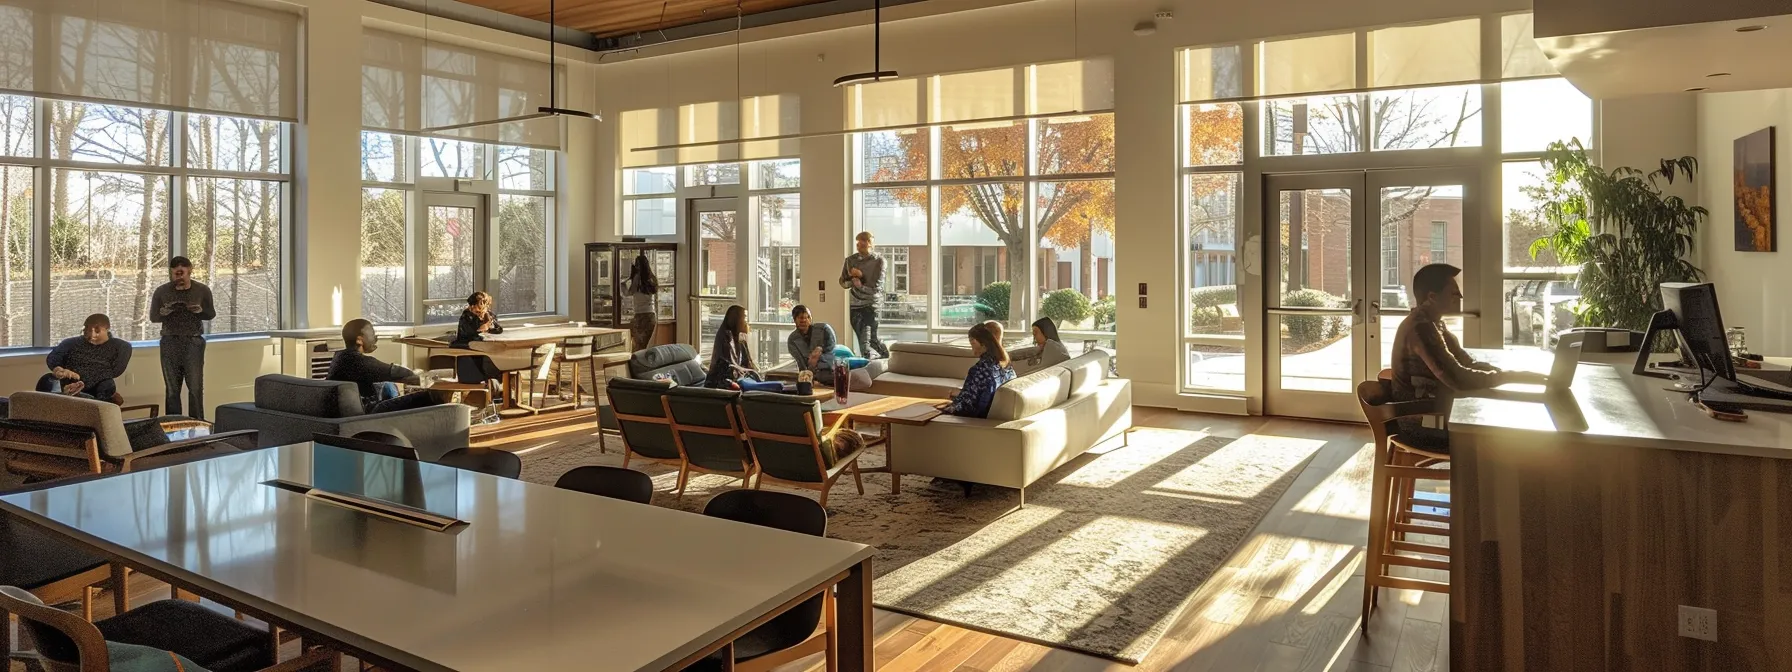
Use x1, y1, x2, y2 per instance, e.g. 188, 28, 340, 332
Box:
820, 393, 944, 495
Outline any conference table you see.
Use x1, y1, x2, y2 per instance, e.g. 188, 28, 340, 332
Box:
0, 443, 875, 672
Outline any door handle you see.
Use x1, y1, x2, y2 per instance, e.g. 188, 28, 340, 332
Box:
1370, 301, 1380, 324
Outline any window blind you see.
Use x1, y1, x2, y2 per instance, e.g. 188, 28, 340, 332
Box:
1499, 13, 1558, 78
847, 78, 921, 131
1258, 33, 1355, 97
1369, 19, 1480, 88
362, 28, 561, 150
619, 107, 677, 168
677, 100, 739, 164
740, 94, 799, 160
1029, 58, 1114, 116
1178, 45, 1245, 104
847, 57, 1113, 132
0, 0, 299, 121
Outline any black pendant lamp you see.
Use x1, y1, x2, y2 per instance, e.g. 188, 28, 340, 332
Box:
540, 0, 598, 120
833, 0, 898, 86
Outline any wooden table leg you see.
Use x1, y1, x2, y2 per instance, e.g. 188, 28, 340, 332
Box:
884, 424, 899, 495
837, 558, 872, 672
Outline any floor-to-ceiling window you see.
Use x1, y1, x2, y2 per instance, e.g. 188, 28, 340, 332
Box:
845, 59, 1116, 350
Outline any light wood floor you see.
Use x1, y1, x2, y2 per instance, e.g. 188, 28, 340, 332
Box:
11, 407, 1446, 672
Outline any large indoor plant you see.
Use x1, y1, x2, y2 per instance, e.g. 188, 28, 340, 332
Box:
1526, 140, 1707, 333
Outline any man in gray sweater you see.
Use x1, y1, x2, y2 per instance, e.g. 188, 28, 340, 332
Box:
38, 313, 132, 401
838, 231, 890, 358
150, 256, 216, 420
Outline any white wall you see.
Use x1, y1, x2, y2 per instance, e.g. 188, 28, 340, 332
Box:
0, 0, 601, 417
1697, 89, 1792, 355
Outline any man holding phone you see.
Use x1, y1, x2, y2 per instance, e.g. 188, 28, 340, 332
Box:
150, 256, 216, 420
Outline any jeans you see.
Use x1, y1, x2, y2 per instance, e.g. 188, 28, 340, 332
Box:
36, 373, 114, 401
849, 305, 889, 359
365, 390, 444, 415
160, 336, 207, 420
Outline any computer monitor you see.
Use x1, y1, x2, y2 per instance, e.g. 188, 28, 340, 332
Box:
1650, 282, 1734, 381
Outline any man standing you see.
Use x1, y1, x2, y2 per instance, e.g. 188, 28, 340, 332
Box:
39, 314, 132, 401
838, 231, 890, 359
785, 305, 838, 385
150, 256, 215, 420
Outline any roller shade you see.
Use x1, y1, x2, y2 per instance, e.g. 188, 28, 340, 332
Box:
362, 28, 561, 149
1178, 45, 1245, 103
847, 57, 1113, 132
1258, 32, 1355, 97
677, 100, 739, 164
741, 94, 799, 160
0, 0, 299, 120
847, 78, 920, 131
1369, 19, 1480, 87
1499, 13, 1558, 78
1029, 58, 1114, 116
620, 107, 676, 167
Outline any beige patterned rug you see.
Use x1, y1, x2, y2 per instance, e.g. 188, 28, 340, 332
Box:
511, 424, 1322, 663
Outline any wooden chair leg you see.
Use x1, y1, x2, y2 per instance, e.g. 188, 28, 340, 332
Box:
81, 586, 94, 622
1362, 458, 1392, 633
850, 461, 864, 495
824, 588, 839, 672
674, 463, 690, 499
111, 564, 128, 616
1, 610, 11, 663
622, 451, 631, 469
570, 361, 583, 407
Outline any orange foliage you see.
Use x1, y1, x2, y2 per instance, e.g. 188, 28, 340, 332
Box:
1735, 169, 1774, 252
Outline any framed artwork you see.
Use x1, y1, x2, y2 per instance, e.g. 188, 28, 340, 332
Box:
1735, 126, 1776, 252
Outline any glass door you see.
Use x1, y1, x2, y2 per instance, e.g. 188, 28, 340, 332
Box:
688, 198, 741, 356
419, 191, 486, 323
1262, 169, 1478, 420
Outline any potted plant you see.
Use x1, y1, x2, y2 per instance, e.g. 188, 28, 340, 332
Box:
1525, 140, 1706, 335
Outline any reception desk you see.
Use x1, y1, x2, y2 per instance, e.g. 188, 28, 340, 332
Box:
1449, 351, 1792, 671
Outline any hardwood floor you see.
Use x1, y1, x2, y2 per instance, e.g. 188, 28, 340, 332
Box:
8, 407, 1446, 672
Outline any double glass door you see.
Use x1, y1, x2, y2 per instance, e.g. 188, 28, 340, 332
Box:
1262, 169, 1476, 420
689, 198, 740, 357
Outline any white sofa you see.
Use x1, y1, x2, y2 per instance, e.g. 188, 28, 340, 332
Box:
888, 349, 1132, 505
866, 341, 1065, 398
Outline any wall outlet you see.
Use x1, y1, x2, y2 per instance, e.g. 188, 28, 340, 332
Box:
1678, 605, 1717, 642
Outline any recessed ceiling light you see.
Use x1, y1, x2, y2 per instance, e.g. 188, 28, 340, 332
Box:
1708, 72, 1733, 78
1685, 87, 1707, 92
1736, 25, 1767, 32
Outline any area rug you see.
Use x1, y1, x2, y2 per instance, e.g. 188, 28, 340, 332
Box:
509, 425, 1322, 663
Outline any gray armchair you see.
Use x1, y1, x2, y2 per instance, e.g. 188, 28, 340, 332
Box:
215, 375, 470, 461
0, 392, 260, 481
598, 344, 708, 452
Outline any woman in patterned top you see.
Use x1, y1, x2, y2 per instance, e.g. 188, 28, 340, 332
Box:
939, 322, 1016, 418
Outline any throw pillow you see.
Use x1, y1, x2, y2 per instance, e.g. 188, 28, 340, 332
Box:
123, 419, 170, 452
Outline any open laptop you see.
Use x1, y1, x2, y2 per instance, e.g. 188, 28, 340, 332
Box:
1487, 331, 1584, 399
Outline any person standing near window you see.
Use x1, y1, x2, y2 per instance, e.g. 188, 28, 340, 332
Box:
625, 253, 659, 351
839, 231, 890, 359
150, 256, 215, 420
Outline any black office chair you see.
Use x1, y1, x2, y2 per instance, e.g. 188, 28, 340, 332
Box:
1, 476, 127, 663
555, 465, 654, 504
695, 490, 831, 671
435, 448, 522, 479
0, 585, 332, 672
311, 432, 420, 461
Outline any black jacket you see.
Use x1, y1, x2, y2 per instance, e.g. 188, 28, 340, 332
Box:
451, 309, 503, 348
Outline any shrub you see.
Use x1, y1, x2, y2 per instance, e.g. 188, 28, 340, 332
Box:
1042, 289, 1092, 325
1280, 288, 1347, 348
974, 282, 1011, 322
1091, 297, 1116, 329
1187, 285, 1239, 333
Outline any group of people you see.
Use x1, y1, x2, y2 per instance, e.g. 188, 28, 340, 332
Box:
323, 291, 513, 415
33, 257, 215, 420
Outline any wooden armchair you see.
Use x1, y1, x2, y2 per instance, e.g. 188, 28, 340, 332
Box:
0, 392, 258, 481
0, 586, 334, 672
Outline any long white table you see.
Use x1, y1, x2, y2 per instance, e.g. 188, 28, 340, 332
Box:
0, 443, 875, 672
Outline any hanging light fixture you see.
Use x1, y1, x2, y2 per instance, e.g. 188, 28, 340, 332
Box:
832, 0, 898, 86
421, 0, 596, 136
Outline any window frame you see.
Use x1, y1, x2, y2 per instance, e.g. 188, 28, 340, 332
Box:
0, 96, 294, 349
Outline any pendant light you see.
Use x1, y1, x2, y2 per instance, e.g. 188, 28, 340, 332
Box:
832, 0, 898, 86
538, 0, 599, 120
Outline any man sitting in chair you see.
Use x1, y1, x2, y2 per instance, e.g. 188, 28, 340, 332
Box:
39, 314, 132, 401
328, 319, 450, 414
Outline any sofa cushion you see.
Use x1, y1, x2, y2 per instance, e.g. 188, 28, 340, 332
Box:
1064, 349, 1111, 396
864, 372, 961, 400
253, 375, 364, 418
630, 344, 706, 386
7, 391, 133, 459
886, 342, 976, 380
987, 367, 1071, 422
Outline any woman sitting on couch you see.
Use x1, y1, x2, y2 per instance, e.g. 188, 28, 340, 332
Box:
705, 305, 765, 389
938, 322, 1015, 419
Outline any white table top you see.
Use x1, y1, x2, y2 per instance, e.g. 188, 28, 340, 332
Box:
1448, 349, 1792, 458
0, 443, 873, 672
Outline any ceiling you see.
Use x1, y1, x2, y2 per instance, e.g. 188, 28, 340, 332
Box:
1537, 14, 1792, 99
454, 0, 837, 38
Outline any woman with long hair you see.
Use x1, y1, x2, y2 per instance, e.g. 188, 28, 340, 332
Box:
451, 291, 504, 384
626, 253, 659, 350
939, 321, 1015, 419
1023, 317, 1072, 368
704, 305, 762, 388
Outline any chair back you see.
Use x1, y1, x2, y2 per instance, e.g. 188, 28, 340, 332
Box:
702, 490, 828, 658
0, 585, 99, 667
558, 334, 596, 360
1354, 379, 1449, 452
738, 392, 829, 484
7, 391, 130, 459
313, 432, 420, 461
664, 386, 751, 475
606, 377, 681, 461
555, 465, 654, 504
436, 448, 522, 479
252, 375, 366, 418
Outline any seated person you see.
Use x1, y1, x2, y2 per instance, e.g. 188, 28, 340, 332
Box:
705, 305, 763, 389
39, 314, 132, 401
1392, 264, 1545, 443
938, 322, 1016, 419
785, 304, 839, 386
1021, 317, 1072, 368
450, 291, 505, 384
328, 319, 449, 414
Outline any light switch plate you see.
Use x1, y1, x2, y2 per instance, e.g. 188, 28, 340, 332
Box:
1678, 605, 1717, 642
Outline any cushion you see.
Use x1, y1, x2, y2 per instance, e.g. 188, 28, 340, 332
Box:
123, 419, 172, 452
885, 342, 978, 380
1063, 349, 1111, 396
8, 391, 132, 459
833, 345, 855, 360
843, 357, 870, 370
630, 344, 705, 385
987, 367, 1072, 422
96, 599, 273, 672
105, 642, 212, 672
252, 375, 364, 418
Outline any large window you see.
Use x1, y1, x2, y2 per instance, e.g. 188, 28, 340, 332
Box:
359, 134, 558, 324
0, 97, 289, 347
1180, 103, 1246, 392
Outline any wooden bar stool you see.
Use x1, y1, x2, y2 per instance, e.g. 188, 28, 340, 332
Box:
1355, 377, 1453, 632
548, 334, 601, 407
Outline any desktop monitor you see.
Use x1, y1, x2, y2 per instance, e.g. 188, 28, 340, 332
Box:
1660, 282, 1734, 381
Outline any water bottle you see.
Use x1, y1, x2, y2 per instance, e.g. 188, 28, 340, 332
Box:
834, 361, 850, 405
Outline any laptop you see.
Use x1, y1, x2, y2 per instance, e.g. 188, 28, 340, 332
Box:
1487, 332, 1584, 399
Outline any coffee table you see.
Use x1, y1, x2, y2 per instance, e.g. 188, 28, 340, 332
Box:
820, 393, 944, 495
